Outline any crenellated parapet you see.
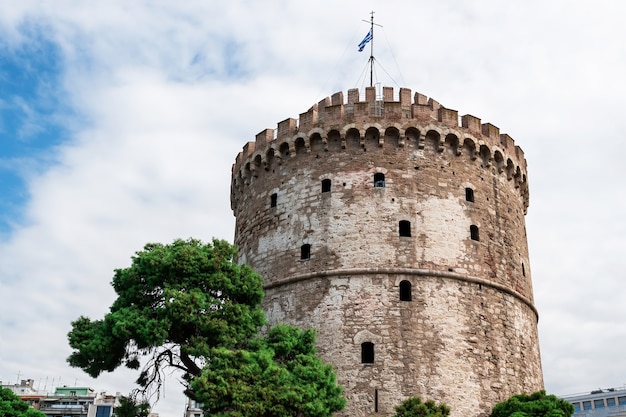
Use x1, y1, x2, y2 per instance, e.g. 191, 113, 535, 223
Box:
232, 86, 530, 213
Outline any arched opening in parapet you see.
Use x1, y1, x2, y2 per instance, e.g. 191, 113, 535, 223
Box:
399, 280, 412, 301
253, 154, 262, 177
310, 132, 324, 153
265, 148, 275, 171
244, 162, 252, 183
235, 171, 243, 190
295, 137, 307, 155
321, 179, 331, 193
405, 127, 420, 148
494, 150, 505, 172
425, 130, 440, 152
361, 342, 374, 364
374, 173, 385, 188
300, 244, 311, 260
270, 193, 277, 208
327, 129, 342, 151
465, 187, 475, 202
445, 133, 459, 156
470, 225, 480, 241
506, 159, 515, 180
279, 142, 290, 158
399, 220, 411, 237
384, 126, 400, 148
462, 138, 477, 160
345, 128, 361, 150
364, 127, 380, 149
479, 145, 491, 167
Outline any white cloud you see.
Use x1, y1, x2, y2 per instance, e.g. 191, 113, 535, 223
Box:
1, 1, 626, 415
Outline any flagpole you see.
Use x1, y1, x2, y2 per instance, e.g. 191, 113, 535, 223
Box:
369, 11, 374, 87
362, 11, 381, 87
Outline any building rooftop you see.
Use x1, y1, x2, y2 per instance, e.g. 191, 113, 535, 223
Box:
561, 387, 626, 417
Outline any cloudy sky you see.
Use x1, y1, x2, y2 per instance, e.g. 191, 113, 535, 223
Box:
1, 0, 625, 415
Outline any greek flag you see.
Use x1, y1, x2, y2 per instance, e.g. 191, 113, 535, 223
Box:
358, 30, 372, 52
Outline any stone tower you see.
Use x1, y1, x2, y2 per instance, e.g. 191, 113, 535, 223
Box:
230, 86, 543, 417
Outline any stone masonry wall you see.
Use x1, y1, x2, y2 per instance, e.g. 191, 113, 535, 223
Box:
230, 87, 543, 417
264, 275, 542, 417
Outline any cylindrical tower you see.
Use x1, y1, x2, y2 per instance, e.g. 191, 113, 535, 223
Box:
230, 86, 543, 417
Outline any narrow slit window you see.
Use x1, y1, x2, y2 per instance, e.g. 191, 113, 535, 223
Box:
374, 173, 385, 188
522, 262, 526, 277
361, 342, 374, 364
321, 179, 331, 193
470, 225, 480, 241
399, 280, 412, 301
399, 220, 411, 237
270, 193, 277, 208
465, 187, 474, 202
300, 244, 311, 260
375, 389, 379, 413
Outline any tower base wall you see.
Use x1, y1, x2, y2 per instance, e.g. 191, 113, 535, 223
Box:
263, 271, 543, 417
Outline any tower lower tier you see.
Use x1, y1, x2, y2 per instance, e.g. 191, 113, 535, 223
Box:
263, 270, 543, 417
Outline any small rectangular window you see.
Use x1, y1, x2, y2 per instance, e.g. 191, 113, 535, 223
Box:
322, 179, 331, 193
399, 280, 412, 301
573, 403, 581, 413
583, 401, 592, 411
465, 187, 474, 202
374, 173, 385, 188
619, 396, 626, 405
301, 244, 311, 260
594, 399, 605, 408
470, 225, 479, 241
270, 193, 277, 208
361, 342, 374, 363
399, 220, 411, 237
607, 397, 616, 407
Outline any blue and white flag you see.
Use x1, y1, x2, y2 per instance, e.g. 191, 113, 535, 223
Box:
358, 30, 372, 52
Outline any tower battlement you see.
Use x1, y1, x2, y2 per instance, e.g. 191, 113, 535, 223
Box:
232, 86, 529, 214
235, 87, 526, 166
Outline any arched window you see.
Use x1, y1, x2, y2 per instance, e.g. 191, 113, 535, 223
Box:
361, 342, 374, 364
374, 173, 385, 188
399, 220, 411, 237
465, 187, 474, 202
300, 244, 311, 260
270, 193, 277, 208
321, 179, 331, 193
470, 225, 480, 241
399, 280, 412, 301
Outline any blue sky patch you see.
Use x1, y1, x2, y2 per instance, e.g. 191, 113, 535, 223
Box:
0, 33, 69, 235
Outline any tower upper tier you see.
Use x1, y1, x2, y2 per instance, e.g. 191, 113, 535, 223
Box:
232, 86, 528, 214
